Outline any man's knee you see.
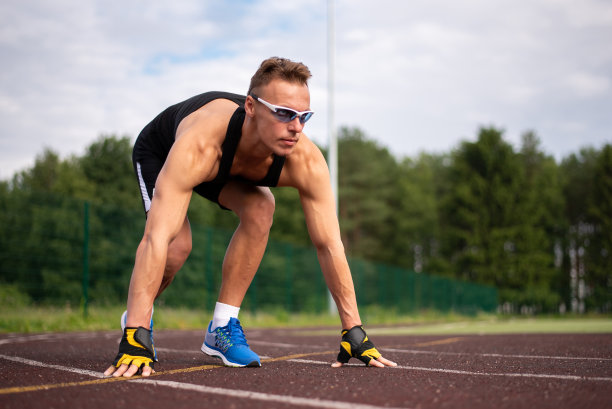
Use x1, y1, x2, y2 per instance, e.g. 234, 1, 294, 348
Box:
239, 189, 275, 233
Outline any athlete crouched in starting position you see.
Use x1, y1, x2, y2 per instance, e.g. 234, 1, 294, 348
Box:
104, 57, 397, 377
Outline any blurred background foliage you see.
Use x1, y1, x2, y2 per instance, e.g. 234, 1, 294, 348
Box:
0, 127, 610, 315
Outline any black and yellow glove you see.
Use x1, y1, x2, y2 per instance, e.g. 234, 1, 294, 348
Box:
112, 327, 158, 371
336, 325, 382, 366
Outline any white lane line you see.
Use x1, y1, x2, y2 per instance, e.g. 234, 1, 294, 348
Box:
288, 359, 612, 382
156, 347, 272, 360
5, 352, 609, 384
0, 334, 62, 346
395, 365, 612, 382
250, 340, 330, 349
135, 379, 409, 409
381, 348, 612, 361
0, 332, 115, 346
0, 354, 104, 378
244, 340, 612, 362
0, 354, 409, 408
156, 347, 200, 354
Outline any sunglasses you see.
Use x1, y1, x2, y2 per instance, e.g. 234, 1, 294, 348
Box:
250, 93, 314, 124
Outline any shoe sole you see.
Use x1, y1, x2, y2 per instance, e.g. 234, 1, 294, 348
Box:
200, 343, 260, 368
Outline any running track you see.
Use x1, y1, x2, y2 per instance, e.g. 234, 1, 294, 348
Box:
0, 328, 610, 408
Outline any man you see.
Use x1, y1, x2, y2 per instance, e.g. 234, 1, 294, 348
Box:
104, 57, 396, 378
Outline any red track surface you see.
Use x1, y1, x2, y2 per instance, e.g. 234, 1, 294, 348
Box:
1, 328, 611, 408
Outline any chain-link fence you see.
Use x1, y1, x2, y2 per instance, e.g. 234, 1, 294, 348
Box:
0, 193, 497, 315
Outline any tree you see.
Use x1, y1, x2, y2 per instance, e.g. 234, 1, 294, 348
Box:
559, 147, 599, 313
3, 130, 610, 313
395, 153, 448, 273
440, 127, 521, 285
11, 148, 61, 192
337, 127, 400, 263
514, 131, 563, 311
586, 144, 612, 312
79, 135, 140, 208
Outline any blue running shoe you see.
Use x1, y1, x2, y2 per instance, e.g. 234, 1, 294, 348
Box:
201, 318, 261, 367
121, 307, 157, 361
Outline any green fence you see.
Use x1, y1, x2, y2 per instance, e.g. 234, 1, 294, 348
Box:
0, 193, 497, 315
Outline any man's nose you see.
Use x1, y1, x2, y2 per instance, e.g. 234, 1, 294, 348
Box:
287, 116, 304, 133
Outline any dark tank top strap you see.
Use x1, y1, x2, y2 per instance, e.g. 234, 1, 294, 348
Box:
258, 154, 286, 187
213, 106, 245, 182
214, 105, 286, 187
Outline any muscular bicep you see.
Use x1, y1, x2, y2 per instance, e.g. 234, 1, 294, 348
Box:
296, 155, 342, 250
144, 137, 214, 242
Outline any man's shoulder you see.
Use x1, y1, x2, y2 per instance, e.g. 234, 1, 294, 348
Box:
292, 135, 326, 164
280, 136, 328, 187
176, 99, 239, 145
174, 91, 245, 111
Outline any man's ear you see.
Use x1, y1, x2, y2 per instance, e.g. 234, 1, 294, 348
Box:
244, 94, 256, 118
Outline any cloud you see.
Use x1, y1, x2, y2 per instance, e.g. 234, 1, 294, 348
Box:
329, 0, 612, 155
565, 72, 611, 98
0, 0, 611, 180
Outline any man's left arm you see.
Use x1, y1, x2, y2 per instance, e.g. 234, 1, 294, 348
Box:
291, 143, 396, 368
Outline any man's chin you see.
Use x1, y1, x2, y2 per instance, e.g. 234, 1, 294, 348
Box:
274, 145, 296, 157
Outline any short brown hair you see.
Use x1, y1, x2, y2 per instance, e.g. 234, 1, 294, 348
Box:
247, 57, 312, 95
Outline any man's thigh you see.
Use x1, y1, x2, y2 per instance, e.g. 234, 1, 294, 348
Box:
217, 181, 274, 215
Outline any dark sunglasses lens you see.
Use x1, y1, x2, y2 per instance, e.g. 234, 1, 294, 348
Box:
273, 109, 297, 123
300, 112, 313, 124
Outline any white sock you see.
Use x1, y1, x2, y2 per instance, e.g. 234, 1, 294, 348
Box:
211, 302, 240, 330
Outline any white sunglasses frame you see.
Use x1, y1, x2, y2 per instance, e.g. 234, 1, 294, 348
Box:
250, 94, 314, 124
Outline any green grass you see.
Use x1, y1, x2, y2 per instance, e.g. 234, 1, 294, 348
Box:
366, 316, 612, 336
0, 305, 610, 335
0, 305, 342, 333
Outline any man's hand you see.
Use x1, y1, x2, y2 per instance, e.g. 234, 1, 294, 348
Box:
104, 327, 157, 378
331, 325, 397, 368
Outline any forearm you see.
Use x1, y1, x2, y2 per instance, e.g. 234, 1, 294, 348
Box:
126, 235, 167, 328
317, 245, 362, 329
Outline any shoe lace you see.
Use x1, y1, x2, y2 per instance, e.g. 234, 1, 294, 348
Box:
220, 318, 249, 347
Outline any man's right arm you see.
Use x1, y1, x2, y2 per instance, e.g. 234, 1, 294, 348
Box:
104, 128, 219, 378
125, 134, 219, 328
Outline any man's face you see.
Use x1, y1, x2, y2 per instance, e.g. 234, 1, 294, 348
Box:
250, 79, 311, 157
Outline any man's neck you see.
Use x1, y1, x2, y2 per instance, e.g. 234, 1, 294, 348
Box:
239, 116, 275, 162
229, 118, 275, 178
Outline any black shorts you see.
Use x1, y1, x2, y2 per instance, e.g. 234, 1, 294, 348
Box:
132, 127, 227, 214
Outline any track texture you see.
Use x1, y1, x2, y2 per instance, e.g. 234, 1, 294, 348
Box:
1, 328, 611, 408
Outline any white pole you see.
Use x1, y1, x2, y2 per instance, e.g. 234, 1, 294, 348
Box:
327, 0, 338, 315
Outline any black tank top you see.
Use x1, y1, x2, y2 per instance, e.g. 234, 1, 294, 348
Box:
136, 91, 286, 188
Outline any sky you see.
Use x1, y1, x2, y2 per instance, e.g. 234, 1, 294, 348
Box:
1, 0, 611, 180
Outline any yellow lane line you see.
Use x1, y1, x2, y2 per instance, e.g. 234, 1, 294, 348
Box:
0, 350, 334, 395
0, 376, 126, 395
413, 337, 464, 347
262, 350, 334, 363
